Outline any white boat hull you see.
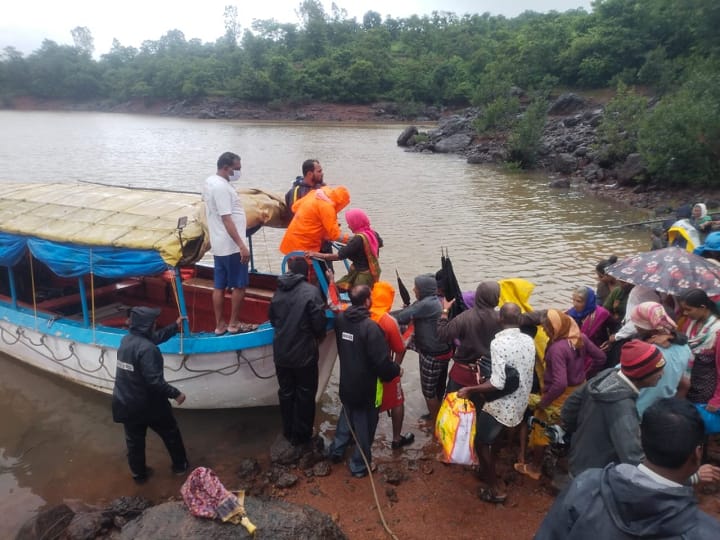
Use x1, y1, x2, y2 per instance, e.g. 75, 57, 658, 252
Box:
0, 314, 337, 409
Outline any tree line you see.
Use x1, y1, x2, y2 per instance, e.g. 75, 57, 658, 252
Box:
1, 0, 718, 185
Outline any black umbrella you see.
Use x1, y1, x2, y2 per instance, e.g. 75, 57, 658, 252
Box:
440, 247, 467, 319
396, 269, 411, 306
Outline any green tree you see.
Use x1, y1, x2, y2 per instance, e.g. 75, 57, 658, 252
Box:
507, 98, 548, 167
594, 82, 647, 164
638, 64, 720, 186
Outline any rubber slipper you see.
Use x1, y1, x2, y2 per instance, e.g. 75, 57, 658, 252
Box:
227, 322, 257, 334
514, 462, 541, 481
214, 326, 227, 336
478, 488, 507, 504
391, 433, 415, 449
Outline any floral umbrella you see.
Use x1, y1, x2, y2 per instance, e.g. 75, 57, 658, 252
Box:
605, 246, 720, 295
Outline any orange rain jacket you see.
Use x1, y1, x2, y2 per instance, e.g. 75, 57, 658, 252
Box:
279, 186, 350, 254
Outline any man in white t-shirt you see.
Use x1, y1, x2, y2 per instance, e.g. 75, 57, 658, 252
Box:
458, 302, 536, 503
202, 151, 250, 335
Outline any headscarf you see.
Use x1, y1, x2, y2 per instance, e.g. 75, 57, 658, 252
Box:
630, 302, 677, 333
369, 281, 395, 321
694, 203, 708, 218
567, 286, 597, 324
345, 208, 379, 256
545, 309, 583, 349
474, 281, 500, 310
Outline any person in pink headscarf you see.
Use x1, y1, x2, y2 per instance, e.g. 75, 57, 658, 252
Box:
306, 208, 383, 291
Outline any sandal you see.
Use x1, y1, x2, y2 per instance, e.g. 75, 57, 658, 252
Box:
214, 325, 227, 336
391, 433, 415, 449
478, 488, 507, 504
227, 322, 258, 334
514, 462, 541, 481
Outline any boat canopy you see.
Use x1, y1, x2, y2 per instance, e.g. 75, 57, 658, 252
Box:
0, 183, 290, 275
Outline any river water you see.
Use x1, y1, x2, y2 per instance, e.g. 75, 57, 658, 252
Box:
0, 110, 648, 535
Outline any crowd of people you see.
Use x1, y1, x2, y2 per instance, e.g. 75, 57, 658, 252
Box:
111, 152, 720, 537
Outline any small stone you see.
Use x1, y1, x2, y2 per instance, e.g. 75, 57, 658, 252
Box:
385, 487, 399, 503
275, 472, 299, 489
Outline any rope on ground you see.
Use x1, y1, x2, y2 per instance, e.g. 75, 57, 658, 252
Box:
341, 406, 400, 540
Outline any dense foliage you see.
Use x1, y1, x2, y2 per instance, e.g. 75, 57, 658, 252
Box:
1, 0, 719, 184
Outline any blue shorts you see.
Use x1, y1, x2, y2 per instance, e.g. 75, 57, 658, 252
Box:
213, 254, 248, 289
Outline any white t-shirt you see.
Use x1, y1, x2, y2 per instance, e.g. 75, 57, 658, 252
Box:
483, 327, 536, 427
202, 174, 246, 256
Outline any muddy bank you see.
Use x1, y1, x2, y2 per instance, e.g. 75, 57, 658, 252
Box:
4, 96, 442, 123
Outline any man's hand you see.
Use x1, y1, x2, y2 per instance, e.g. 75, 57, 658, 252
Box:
706, 404, 719, 413
441, 297, 455, 312
458, 387, 472, 399
175, 393, 186, 405
697, 463, 720, 483
239, 244, 250, 265
176, 315, 188, 328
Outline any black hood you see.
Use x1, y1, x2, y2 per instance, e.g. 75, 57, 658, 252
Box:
129, 307, 161, 337
600, 463, 699, 536
277, 272, 306, 291
344, 305, 370, 322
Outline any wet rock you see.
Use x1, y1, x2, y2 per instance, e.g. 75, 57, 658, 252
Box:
434, 133, 472, 153
312, 461, 331, 477
383, 466, 405, 486
553, 153, 577, 174
236, 458, 262, 480
616, 153, 647, 185
548, 93, 586, 115
106, 496, 152, 519
276, 472, 299, 489
65, 511, 111, 540
397, 126, 418, 147
16, 503, 75, 540
119, 500, 347, 540
549, 178, 571, 189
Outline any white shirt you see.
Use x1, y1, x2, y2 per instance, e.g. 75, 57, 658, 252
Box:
202, 174, 246, 256
483, 327, 536, 427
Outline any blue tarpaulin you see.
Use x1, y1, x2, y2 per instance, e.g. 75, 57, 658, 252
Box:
0, 232, 168, 278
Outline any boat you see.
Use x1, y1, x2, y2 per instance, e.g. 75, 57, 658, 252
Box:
0, 182, 338, 409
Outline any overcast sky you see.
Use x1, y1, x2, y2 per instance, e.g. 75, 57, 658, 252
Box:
1, 1, 594, 56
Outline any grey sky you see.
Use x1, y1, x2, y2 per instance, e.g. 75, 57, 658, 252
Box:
1, 1, 594, 56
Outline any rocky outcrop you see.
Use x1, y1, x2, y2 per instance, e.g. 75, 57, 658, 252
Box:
120, 500, 346, 540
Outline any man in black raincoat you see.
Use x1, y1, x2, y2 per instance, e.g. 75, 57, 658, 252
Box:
329, 285, 401, 477
269, 257, 327, 447
112, 307, 188, 483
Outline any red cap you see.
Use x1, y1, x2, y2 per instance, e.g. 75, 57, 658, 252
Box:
620, 339, 665, 380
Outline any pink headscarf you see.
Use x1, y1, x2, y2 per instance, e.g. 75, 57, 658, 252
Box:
345, 208, 379, 256
630, 302, 677, 333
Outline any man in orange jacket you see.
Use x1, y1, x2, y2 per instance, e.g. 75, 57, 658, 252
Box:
370, 281, 414, 449
279, 185, 350, 254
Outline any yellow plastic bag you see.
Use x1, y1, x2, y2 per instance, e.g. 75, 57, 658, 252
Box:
434, 392, 478, 465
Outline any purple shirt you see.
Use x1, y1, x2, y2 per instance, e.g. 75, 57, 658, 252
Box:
539, 335, 605, 408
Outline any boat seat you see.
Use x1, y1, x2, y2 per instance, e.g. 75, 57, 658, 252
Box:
182, 277, 274, 301
36, 279, 143, 312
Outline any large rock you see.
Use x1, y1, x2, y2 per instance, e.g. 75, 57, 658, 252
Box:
548, 93, 586, 115
396, 126, 418, 147
119, 500, 346, 540
16, 504, 75, 540
434, 133, 472, 153
616, 153, 647, 185
553, 153, 577, 174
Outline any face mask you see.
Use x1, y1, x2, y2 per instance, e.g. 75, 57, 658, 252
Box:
229, 169, 241, 182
